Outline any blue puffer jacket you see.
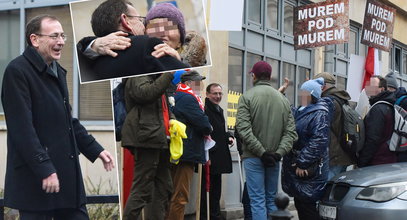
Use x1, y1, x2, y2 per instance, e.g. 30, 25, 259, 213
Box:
282, 97, 334, 202
173, 92, 212, 164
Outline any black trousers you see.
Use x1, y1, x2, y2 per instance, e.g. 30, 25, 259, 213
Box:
242, 182, 252, 220
200, 172, 222, 220
19, 204, 89, 220
294, 197, 321, 220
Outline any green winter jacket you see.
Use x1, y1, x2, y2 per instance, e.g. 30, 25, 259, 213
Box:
121, 72, 174, 150
236, 80, 298, 159
322, 86, 354, 165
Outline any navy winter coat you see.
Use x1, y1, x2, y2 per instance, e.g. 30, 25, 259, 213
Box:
282, 97, 333, 202
173, 92, 212, 164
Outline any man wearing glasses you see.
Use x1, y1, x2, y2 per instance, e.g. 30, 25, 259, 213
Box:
200, 83, 234, 220
76, 0, 188, 82
2, 15, 115, 219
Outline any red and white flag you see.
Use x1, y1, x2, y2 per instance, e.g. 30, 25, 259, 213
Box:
356, 47, 380, 117
362, 47, 380, 88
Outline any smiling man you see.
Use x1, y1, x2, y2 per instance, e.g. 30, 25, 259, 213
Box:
200, 83, 234, 220
1, 15, 115, 219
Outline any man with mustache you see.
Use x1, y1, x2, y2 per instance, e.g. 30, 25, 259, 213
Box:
1, 14, 115, 219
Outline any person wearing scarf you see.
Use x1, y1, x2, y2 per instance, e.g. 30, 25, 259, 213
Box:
167, 70, 212, 220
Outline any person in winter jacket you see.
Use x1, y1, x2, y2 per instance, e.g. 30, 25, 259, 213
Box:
358, 76, 397, 167
236, 61, 297, 220
282, 78, 333, 220
121, 69, 176, 220
167, 70, 212, 220
314, 72, 354, 179
385, 72, 407, 162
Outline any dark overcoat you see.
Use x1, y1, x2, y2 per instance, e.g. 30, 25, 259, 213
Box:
204, 98, 232, 174
77, 35, 189, 82
1, 46, 104, 211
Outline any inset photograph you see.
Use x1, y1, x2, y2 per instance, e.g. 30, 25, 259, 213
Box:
70, 0, 210, 83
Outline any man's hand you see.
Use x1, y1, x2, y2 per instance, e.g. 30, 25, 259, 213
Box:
151, 43, 181, 60
91, 31, 131, 57
270, 152, 281, 162
278, 77, 289, 93
228, 137, 235, 147
260, 152, 276, 167
42, 173, 60, 193
98, 150, 115, 171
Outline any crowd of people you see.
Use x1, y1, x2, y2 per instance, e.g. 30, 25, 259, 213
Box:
236, 60, 407, 220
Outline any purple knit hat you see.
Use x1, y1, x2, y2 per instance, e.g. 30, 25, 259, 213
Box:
146, 3, 186, 44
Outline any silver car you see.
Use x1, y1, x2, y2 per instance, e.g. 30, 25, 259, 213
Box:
319, 163, 407, 220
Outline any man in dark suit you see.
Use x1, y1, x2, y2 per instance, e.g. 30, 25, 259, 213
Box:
200, 83, 234, 220
77, 0, 188, 82
1, 14, 115, 219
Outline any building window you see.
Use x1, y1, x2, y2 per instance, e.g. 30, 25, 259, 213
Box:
349, 30, 356, 55
297, 66, 310, 105
336, 43, 346, 55
267, 0, 278, 30
0, 10, 20, 115
266, 58, 279, 89
403, 53, 407, 75
283, 2, 294, 35
228, 48, 244, 93
229, 0, 313, 110
282, 62, 295, 104
395, 47, 401, 73
246, 53, 262, 90
248, 0, 261, 24
389, 47, 393, 69
79, 82, 113, 120
337, 76, 347, 91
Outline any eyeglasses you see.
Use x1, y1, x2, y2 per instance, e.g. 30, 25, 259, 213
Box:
35, 33, 67, 41
126, 15, 146, 24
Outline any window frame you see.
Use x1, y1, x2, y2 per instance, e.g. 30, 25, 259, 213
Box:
0, 1, 113, 126
229, 0, 314, 107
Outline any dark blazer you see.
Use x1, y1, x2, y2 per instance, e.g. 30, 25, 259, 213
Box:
173, 92, 212, 164
77, 35, 189, 82
1, 47, 104, 211
204, 98, 232, 174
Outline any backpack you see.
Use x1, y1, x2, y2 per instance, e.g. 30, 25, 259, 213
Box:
372, 101, 407, 152
332, 96, 365, 161
112, 80, 127, 142
395, 95, 407, 106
